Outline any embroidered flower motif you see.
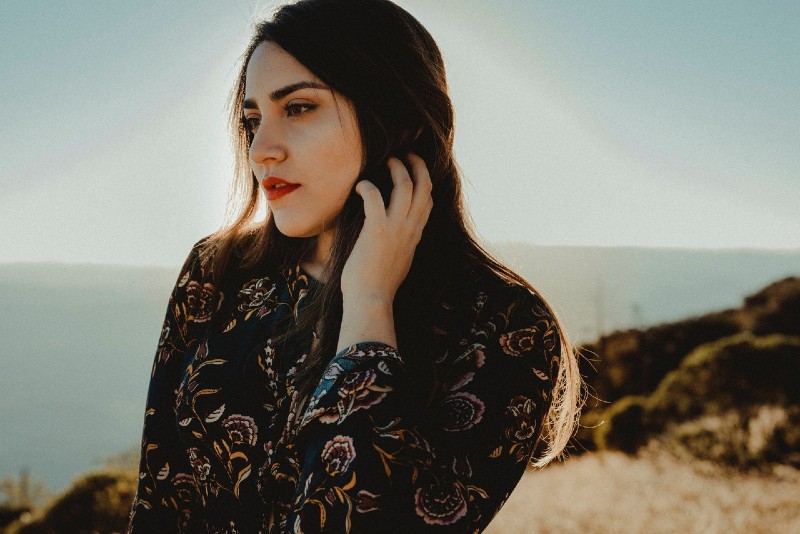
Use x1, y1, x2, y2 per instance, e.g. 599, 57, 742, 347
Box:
185, 281, 218, 323
542, 319, 558, 353
321, 435, 356, 475
505, 395, 537, 440
340, 368, 375, 395
499, 326, 538, 356
441, 391, 485, 432
223, 414, 258, 446
312, 368, 390, 424
355, 489, 381, 513
238, 277, 278, 319
505, 395, 538, 462
172, 473, 198, 502
414, 479, 468, 526
188, 448, 211, 481
340, 369, 388, 411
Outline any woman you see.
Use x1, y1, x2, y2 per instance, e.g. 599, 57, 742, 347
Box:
129, 0, 582, 532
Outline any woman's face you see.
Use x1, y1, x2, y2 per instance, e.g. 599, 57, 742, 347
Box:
243, 41, 363, 239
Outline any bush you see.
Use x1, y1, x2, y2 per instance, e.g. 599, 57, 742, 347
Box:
578, 277, 800, 454
663, 405, 800, 468
594, 396, 648, 454
583, 316, 740, 407
5, 470, 137, 534
595, 333, 800, 467
0, 505, 31, 529
648, 333, 800, 426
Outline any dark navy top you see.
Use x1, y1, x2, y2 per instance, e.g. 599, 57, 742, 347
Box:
128, 237, 561, 533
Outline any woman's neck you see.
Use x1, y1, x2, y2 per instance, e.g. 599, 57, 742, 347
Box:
300, 229, 334, 283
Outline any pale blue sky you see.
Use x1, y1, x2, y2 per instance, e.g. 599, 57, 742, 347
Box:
2, 0, 798, 266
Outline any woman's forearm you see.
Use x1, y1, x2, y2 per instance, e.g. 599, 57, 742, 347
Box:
336, 295, 397, 354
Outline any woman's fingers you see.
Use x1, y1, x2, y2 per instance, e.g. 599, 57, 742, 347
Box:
385, 156, 414, 222
355, 180, 386, 221
404, 152, 433, 226
341, 153, 432, 304
367, 153, 432, 232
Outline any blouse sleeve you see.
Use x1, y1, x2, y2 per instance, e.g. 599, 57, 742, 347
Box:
128, 237, 219, 533
286, 284, 561, 533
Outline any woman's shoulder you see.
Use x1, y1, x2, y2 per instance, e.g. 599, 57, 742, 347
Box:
173, 234, 239, 306
429, 259, 563, 390
458, 260, 557, 325
164, 236, 209, 294
180, 234, 215, 275
183, 231, 276, 282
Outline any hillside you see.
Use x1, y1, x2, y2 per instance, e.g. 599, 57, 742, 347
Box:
580, 276, 800, 409
578, 276, 800, 460
490, 243, 800, 342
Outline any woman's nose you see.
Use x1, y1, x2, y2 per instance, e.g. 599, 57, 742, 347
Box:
249, 125, 287, 165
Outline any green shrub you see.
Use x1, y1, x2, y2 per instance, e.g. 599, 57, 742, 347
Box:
648, 333, 800, 427
582, 317, 740, 408
595, 333, 800, 467
5, 470, 137, 534
0, 505, 31, 529
594, 395, 649, 454
663, 405, 800, 468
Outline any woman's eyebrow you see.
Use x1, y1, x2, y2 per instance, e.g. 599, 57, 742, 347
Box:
243, 81, 330, 109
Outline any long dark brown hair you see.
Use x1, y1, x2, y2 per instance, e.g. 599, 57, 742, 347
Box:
198, 0, 581, 466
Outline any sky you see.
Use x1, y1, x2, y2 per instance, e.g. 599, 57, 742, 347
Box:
1, 0, 798, 267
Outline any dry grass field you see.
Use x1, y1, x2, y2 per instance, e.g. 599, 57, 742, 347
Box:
485, 443, 800, 534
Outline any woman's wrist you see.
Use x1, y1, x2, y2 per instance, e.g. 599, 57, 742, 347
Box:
336, 296, 397, 354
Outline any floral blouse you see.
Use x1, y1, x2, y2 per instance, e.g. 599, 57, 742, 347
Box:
128, 238, 562, 533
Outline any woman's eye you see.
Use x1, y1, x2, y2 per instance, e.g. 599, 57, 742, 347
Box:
285, 102, 316, 117
242, 117, 260, 135
242, 103, 315, 137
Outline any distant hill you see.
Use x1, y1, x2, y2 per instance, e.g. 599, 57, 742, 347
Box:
1, 245, 799, 491
580, 275, 800, 408
490, 243, 800, 342
579, 276, 800, 464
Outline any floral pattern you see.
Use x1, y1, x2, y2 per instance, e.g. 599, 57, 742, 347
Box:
223, 415, 259, 447
129, 237, 562, 533
184, 280, 219, 323
238, 277, 279, 320
321, 435, 356, 475
441, 391, 485, 432
414, 479, 468, 526
504, 395, 539, 463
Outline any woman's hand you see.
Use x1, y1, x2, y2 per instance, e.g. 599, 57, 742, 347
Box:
341, 152, 433, 305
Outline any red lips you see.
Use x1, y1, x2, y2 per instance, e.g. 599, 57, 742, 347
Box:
263, 176, 300, 201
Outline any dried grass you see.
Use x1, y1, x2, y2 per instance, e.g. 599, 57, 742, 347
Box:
485, 443, 800, 534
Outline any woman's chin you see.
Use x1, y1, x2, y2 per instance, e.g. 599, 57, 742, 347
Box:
272, 219, 317, 239
272, 213, 340, 240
